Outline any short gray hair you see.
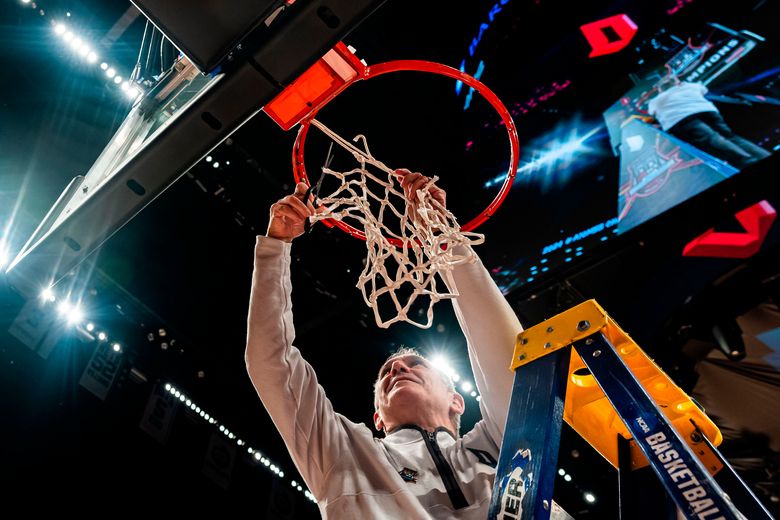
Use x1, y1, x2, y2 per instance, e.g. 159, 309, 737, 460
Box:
373, 346, 461, 435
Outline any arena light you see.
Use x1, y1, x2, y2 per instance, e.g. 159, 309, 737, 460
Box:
558, 468, 566, 476
39, 287, 55, 302
105, 67, 116, 79
97, 331, 107, 341
100, 62, 108, 70
57, 300, 72, 316
86, 322, 95, 331
126, 85, 142, 101
461, 381, 473, 393
112, 343, 121, 352
86, 51, 98, 63
584, 492, 596, 503
69, 36, 83, 51
66, 305, 84, 325
62, 31, 73, 43
430, 354, 460, 382
113, 76, 122, 85
564, 473, 572, 482
53, 23, 66, 35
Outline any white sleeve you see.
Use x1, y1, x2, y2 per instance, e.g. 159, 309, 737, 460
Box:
244, 236, 350, 497
446, 250, 523, 446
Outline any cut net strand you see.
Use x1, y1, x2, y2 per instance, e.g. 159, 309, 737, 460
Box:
308, 119, 484, 329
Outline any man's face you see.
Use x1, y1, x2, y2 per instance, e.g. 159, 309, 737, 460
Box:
373, 354, 462, 433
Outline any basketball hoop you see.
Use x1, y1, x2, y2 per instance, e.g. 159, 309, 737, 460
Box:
263, 43, 520, 328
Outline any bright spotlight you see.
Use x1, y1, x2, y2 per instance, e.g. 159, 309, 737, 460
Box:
558, 468, 566, 476
112, 343, 121, 352
205, 156, 212, 162
584, 492, 596, 504
21, 0, 32, 4
164, 383, 171, 391
69, 37, 83, 51
120, 81, 130, 92
430, 354, 456, 380
40, 287, 56, 302
564, 474, 572, 482
106, 67, 116, 79
113, 76, 122, 84
63, 31, 74, 42
66, 305, 84, 325
126, 86, 142, 101
54, 23, 66, 35
86, 51, 98, 63
57, 300, 72, 316
97, 331, 107, 341
212, 162, 220, 168
461, 382, 473, 393
86, 322, 95, 332
254, 452, 262, 461
100, 62, 108, 70
470, 391, 477, 397
78, 45, 91, 58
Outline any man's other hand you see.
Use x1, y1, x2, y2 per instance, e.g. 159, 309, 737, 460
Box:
397, 169, 447, 209
266, 182, 315, 242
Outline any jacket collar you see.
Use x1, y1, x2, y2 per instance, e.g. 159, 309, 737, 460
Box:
385, 424, 457, 444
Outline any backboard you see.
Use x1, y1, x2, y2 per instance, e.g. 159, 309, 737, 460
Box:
4, 0, 387, 297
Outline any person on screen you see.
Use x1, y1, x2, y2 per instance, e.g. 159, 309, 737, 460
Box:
648, 74, 770, 169
245, 170, 524, 518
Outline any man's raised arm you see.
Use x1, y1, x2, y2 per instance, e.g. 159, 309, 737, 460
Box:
244, 184, 346, 498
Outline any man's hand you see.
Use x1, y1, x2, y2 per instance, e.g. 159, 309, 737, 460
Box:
266, 182, 315, 242
397, 169, 447, 208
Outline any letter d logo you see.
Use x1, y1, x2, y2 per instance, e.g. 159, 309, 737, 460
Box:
580, 14, 638, 58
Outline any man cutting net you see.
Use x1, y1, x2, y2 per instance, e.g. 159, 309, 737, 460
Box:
245, 169, 524, 518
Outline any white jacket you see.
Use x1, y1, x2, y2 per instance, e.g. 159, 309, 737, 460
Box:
245, 236, 522, 519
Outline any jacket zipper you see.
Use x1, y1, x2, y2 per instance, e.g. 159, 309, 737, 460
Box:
423, 431, 469, 510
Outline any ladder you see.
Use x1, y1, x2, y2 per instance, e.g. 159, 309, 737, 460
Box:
488, 299, 773, 519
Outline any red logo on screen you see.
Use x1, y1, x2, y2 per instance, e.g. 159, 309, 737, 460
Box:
580, 14, 638, 58
683, 200, 776, 259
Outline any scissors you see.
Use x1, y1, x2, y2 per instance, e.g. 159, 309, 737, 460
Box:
303, 142, 333, 233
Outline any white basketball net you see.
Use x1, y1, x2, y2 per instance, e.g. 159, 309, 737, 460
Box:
308, 119, 485, 329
